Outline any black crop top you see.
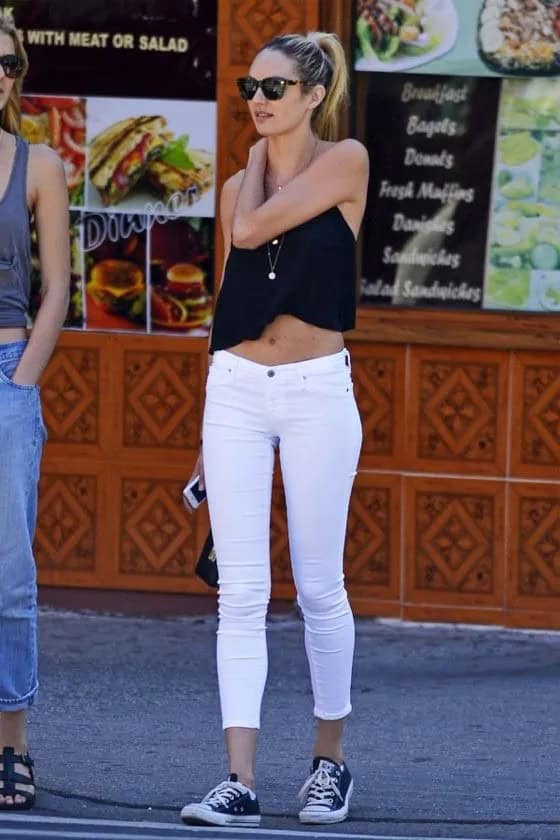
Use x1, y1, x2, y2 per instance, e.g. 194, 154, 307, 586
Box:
210, 206, 356, 353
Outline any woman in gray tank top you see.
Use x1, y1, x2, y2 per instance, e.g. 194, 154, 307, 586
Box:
0, 13, 70, 810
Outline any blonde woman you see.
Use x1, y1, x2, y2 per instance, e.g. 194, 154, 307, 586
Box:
0, 14, 70, 810
181, 32, 368, 827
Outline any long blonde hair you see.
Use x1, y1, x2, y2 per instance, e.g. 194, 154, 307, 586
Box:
260, 32, 348, 142
0, 13, 29, 135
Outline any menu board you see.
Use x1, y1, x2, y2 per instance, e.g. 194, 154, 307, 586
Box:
360, 73, 560, 313
355, 1, 560, 78
11, 0, 217, 335
361, 74, 500, 309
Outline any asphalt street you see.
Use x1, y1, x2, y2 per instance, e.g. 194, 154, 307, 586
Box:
3, 603, 559, 840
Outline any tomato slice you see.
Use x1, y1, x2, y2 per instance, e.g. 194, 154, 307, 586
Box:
62, 130, 85, 158
48, 108, 62, 148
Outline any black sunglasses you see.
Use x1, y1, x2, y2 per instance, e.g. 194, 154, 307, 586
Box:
0, 54, 23, 79
236, 76, 309, 101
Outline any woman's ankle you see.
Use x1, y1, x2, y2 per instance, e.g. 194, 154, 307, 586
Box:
232, 772, 256, 791
0, 710, 28, 754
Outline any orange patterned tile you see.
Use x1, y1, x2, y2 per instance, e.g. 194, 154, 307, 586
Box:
36, 460, 111, 589
345, 472, 401, 605
404, 476, 506, 610
221, 0, 318, 75
406, 347, 508, 476
107, 462, 209, 594
511, 353, 560, 479
507, 482, 560, 614
349, 342, 405, 470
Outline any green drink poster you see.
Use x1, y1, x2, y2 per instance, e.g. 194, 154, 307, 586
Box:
485, 78, 560, 312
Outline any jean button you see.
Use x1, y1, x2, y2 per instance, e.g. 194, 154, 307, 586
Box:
267, 369, 275, 377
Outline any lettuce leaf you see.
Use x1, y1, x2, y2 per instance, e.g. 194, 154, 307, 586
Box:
356, 16, 377, 58
160, 134, 195, 171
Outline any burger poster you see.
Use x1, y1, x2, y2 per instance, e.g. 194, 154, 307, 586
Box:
13, 0, 217, 335
355, 1, 560, 78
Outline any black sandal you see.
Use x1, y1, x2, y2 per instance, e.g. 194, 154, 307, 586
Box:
0, 747, 36, 810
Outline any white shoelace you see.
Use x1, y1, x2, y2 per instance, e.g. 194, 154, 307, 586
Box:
298, 767, 342, 807
203, 780, 247, 809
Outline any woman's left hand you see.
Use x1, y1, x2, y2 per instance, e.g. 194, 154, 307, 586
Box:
11, 372, 37, 387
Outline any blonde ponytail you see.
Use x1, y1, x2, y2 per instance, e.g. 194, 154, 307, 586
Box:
305, 32, 348, 141
261, 32, 348, 142
0, 13, 29, 135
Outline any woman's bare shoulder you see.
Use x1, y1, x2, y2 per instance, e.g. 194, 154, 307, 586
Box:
29, 143, 66, 186
28, 142, 65, 174
318, 138, 369, 170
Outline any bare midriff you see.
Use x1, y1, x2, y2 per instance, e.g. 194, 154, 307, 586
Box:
0, 326, 26, 344
227, 314, 344, 366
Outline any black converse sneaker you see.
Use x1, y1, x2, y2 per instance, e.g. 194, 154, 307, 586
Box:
298, 756, 353, 824
180, 774, 261, 827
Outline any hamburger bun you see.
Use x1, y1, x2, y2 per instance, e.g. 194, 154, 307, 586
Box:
89, 259, 144, 299
166, 262, 205, 296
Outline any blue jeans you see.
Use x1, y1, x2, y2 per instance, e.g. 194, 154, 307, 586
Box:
0, 340, 45, 711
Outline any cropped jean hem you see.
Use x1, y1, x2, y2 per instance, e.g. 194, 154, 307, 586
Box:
222, 720, 260, 731
0, 681, 38, 712
314, 703, 352, 721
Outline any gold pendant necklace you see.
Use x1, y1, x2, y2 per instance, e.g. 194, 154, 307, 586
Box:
265, 183, 283, 280
263, 138, 319, 281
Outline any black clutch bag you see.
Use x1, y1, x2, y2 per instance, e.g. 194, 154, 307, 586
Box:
195, 530, 218, 588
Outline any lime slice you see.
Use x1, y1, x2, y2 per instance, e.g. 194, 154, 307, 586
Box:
494, 226, 522, 246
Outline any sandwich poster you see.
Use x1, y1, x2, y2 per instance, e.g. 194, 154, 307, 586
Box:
13, 0, 217, 336
355, 0, 560, 77
86, 98, 215, 217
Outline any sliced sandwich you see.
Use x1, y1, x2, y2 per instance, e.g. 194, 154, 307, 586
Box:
89, 116, 169, 206
146, 135, 214, 207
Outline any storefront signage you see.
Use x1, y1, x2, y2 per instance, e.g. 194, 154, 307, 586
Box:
355, 1, 560, 78
361, 74, 500, 309
10, 0, 217, 335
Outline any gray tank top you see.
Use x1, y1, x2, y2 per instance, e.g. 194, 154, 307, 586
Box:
0, 135, 32, 328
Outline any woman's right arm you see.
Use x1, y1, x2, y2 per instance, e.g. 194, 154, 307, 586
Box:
184, 171, 244, 510
206, 169, 244, 367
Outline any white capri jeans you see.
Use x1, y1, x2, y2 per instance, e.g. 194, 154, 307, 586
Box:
202, 348, 362, 729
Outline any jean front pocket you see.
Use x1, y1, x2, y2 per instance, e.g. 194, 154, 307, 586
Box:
206, 363, 236, 389
303, 370, 353, 398
0, 358, 38, 392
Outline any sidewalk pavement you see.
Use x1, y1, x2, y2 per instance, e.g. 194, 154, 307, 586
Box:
23, 594, 560, 839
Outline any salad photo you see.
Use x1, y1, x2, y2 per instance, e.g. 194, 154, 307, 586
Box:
355, 0, 459, 71
20, 96, 86, 206
478, 0, 560, 76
